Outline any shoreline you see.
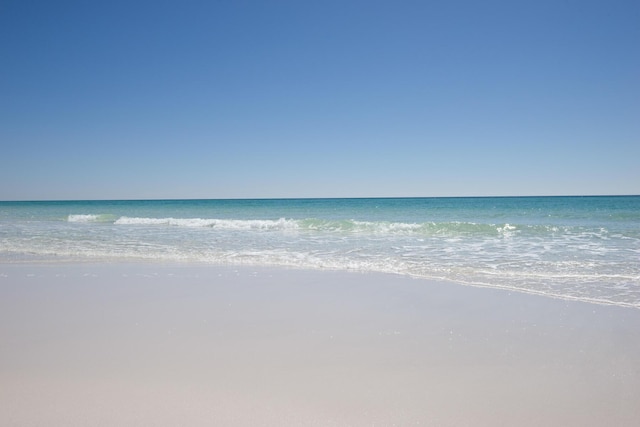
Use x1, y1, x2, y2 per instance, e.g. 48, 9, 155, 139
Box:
2, 262, 640, 426
3, 256, 638, 310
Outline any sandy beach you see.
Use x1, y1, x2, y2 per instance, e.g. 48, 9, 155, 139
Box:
1, 263, 639, 426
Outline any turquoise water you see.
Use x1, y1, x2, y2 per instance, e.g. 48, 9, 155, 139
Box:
1, 196, 639, 307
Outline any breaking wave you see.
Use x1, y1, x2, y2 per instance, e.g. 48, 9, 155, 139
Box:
113, 216, 297, 230
67, 214, 116, 223
79, 215, 529, 237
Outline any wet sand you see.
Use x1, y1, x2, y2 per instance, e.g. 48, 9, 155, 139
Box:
1, 263, 639, 426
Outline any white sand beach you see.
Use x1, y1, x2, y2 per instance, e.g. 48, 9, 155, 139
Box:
1, 263, 639, 426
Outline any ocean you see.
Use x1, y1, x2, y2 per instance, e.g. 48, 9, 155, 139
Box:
1, 196, 639, 308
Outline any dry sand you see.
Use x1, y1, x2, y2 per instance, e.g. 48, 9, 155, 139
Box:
1, 263, 639, 426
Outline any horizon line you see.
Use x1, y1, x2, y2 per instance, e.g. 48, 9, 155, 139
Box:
2, 194, 639, 203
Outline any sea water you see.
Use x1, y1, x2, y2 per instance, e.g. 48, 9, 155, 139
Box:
1, 196, 639, 308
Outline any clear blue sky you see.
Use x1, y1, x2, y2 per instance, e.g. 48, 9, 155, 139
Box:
1, 0, 638, 200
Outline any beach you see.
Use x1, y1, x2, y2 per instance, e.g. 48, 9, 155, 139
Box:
2, 262, 639, 426
4, 0, 639, 423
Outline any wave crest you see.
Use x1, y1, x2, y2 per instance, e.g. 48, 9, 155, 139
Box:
114, 217, 298, 230
67, 214, 116, 223
108, 216, 529, 237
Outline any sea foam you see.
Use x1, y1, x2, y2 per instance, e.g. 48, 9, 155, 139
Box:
67, 214, 115, 223
114, 216, 298, 230
109, 216, 524, 236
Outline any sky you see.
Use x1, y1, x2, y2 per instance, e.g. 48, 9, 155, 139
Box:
1, 0, 638, 200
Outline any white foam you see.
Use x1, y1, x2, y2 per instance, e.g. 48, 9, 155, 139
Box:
114, 217, 299, 230
68, 214, 101, 223
67, 214, 116, 223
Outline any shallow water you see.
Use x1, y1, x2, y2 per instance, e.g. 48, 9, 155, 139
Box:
1, 196, 639, 307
